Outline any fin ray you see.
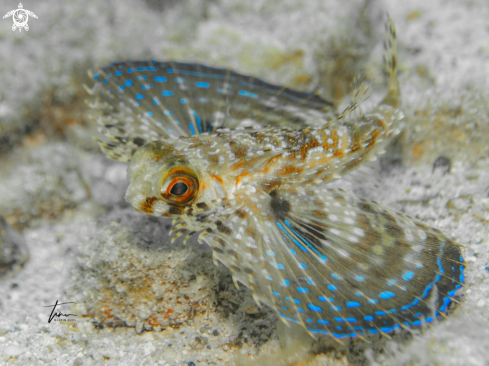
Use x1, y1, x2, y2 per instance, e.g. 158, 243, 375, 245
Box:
89, 60, 337, 161
200, 187, 464, 338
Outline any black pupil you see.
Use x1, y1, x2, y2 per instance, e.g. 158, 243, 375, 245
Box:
170, 182, 188, 196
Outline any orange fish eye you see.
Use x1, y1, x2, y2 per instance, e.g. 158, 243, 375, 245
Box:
161, 167, 199, 204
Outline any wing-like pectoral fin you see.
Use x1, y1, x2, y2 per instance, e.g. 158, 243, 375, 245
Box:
88, 59, 338, 162
200, 186, 464, 339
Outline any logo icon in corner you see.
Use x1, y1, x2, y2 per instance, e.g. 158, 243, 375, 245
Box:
3, 3, 38, 32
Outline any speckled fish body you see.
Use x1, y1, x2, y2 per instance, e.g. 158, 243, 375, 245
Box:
126, 102, 400, 215
89, 19, 464, 340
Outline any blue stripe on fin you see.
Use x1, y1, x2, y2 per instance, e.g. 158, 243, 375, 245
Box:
239, 90, 258, 98
279, 313, 301, 324
196, 82, 210, 88
192, 111, 203, 133
282, 220, 328, 262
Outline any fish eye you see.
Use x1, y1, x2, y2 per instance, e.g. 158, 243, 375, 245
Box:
160, 167, 199, 204
170, 181, 188, 196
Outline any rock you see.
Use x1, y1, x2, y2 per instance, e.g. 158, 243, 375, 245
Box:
69, 211, 225, 332
3, 345, 27, 360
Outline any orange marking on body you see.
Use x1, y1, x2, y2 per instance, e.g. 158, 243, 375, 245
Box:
314, 169, 325, 176
264, 154, 283, 173
350, 132, 362, 153
332, 148, 345, 158
262, 179, 282, 193
277, 164, 301, 177
230, 155, 266, 172
236, 170, 251, 187
329, 130, 339, 148
289, 151, 298, 160
211, 175, 224, 185
140, 196, 157, 214
211, 175, 227, 198
300, 136, 321, 160
365, 129, 381, 151
230, 159, 246, 171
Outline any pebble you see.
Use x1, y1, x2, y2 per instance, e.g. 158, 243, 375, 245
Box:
3, 345, 27, 360
245, 305, 259, 314
143, 341, 156, 355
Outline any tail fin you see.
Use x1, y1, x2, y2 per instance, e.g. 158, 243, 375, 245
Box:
380, 16, 400, 107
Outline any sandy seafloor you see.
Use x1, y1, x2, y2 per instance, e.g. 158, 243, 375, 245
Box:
1, 0, 489, 365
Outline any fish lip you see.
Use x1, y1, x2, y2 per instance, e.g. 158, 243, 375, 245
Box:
153, 201, 169, 216
124, 191, 147, 210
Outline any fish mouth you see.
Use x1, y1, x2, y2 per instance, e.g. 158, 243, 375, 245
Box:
135, 196, 159, 215
126, 192, 179, 218
124, 181, 154, 213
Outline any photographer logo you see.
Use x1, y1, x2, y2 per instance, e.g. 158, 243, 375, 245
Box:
3, 3, 38, 32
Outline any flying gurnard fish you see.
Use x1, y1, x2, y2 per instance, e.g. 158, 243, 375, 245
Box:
86, 18, 465, 340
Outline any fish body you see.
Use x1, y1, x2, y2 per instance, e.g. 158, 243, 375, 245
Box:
89, 18, 464, 340
127, 101, 401, 213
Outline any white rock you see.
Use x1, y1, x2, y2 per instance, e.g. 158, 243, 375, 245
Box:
4, 345, 27, 359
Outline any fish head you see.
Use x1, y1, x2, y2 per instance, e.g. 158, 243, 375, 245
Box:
125, 140, 203, 217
